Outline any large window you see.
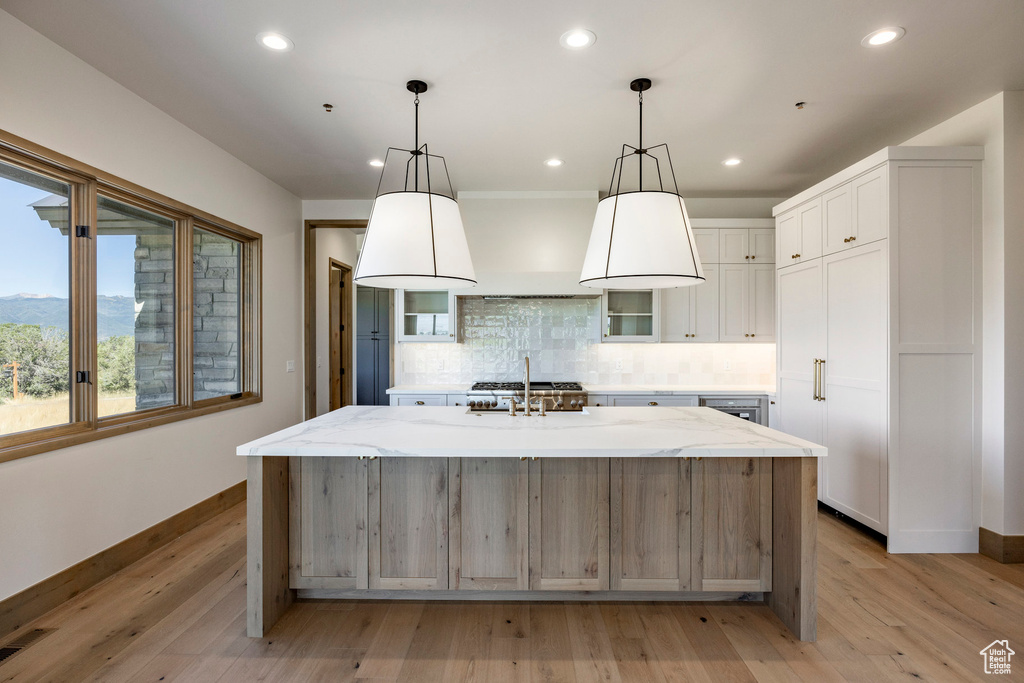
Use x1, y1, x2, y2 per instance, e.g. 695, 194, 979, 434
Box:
0, 161, 72, 435
0, 139, 261, 461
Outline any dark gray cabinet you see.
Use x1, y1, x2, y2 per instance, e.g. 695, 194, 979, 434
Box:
356, 286, 390, 406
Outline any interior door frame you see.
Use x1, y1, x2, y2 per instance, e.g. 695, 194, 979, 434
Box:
328, 258, 353, 411
303, 220, 366, 419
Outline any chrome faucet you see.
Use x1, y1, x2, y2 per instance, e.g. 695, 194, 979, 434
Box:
523, 356, 531, 416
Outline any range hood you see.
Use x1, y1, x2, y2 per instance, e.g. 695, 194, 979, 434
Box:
448, 192, 599, 296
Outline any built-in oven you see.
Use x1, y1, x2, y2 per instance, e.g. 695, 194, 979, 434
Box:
698, 396, 768, 426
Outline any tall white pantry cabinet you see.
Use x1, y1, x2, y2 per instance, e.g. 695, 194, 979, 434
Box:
774, 146, 983, 553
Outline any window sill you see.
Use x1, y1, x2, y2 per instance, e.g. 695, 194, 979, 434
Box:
0, 394, 262, 464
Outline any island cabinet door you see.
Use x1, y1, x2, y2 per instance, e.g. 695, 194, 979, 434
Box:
290, 457, 368, 589
368, 457, 448, 590
448, 458, 529, 590
610, 458, 692, 591
528, 458, 610, 591
691, 457, 773, 592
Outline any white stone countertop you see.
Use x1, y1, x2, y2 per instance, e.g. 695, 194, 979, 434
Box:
386, 384, 777, 396
237, 406, 823, 458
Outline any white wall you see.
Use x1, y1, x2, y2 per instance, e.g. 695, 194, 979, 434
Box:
311, 227, 359, 415
0, 10, 303, 600
901, 91, 1024, 536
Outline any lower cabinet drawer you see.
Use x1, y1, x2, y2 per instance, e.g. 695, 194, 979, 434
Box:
391, 395, 446, 406
608, 395, 698, 407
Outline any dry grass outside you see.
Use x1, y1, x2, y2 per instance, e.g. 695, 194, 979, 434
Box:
0, 393, 136, 435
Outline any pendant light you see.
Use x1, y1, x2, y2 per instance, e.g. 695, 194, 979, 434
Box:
580, 78, 704, 289
354, 80, 476, 289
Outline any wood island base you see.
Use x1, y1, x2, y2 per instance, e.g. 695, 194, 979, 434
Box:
248, 455, 817, 641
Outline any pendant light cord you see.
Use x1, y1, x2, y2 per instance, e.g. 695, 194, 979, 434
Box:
414, 92, 420, 191
638, 89, 643, 191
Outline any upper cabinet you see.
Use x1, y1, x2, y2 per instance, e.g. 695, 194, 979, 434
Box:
777, 199, 822, 266
719, 228, 775, 264
602, 289, 661, 342
823, 167, 888, 256
395, 289, 457, 342
661, 219, 775, 344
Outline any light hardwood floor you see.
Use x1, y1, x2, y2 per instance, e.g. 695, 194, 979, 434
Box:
2, 501, 1022, 682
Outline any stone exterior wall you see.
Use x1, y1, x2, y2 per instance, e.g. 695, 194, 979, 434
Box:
191, 230, 240, 400
133, 233, 175, 409
132, 230, 240, 407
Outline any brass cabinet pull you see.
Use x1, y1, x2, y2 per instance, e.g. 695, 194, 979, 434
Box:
751, 255, 756, 260
745, 255, 750, 260
849, 236, 856, 242
532, 456, 539, 461
648, 401, 658, 406
818, 359, 826, 401
415, 400, 425, 405
744, 333, 750, 337
791, 253, 801, 259
520, 456, 528, 461
812, 359, 819, 400
358, 455, 379, 461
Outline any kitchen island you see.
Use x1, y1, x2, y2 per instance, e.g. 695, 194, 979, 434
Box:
239, 406, 824, 641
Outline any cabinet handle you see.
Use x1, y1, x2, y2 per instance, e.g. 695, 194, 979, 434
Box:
648, 401, 658, 406
849, 236, 856, 242
745, 255, 750, 260
812, 359, 819, 400
818, 359, 826, 401
791, 253, 801, 259
744, 333, 750, 337
450, 333, 454, 337
751, 255, 756, 260
751, 334, 756, 338
520, 456, 528, 461
415, 400, 425, 405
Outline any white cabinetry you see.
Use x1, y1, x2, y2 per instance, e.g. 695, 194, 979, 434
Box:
777, 199, 822, 266
774, 147, 982, 552
661, 265, 719, 342
396, 290, 457, 343
720, 263, 775, 342
661, 219, 774, 344
719, 228, 775, 264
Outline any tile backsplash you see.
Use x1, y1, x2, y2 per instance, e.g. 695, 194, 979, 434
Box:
398, 298, 776, 386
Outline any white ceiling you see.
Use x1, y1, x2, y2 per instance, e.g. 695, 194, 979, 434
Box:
2, 0, 1023, 200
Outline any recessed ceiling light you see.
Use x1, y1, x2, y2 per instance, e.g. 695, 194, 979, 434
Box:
722, 158, 743, 166
559, 29, 596, 50
368, 159, 385, 167
861, 26, 905, 47
256, 32, 294, 51
544, 158, 564, 167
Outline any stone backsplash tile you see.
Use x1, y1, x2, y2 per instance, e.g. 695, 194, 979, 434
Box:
399, 298, 776, 385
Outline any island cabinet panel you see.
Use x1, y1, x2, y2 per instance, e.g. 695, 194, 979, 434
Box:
691, 457, 772, 592
368, 457, 448, 590
290, 457, 368, 589
448, 457, 529, 590
610, 458, 692, 591
529, 458, 610, 591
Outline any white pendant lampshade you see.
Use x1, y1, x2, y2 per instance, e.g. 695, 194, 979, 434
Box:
580, 78, 705, 290
354, 79, 476, 290
354, 191, 476, 289
580, 191, 704, 289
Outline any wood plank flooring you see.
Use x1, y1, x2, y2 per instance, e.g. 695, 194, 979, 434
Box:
2, 501, 1022, 682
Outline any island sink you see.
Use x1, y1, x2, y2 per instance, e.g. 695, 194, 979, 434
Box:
239, 406, 824, 641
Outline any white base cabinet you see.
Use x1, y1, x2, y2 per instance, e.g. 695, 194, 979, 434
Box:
774, 146, 982, 552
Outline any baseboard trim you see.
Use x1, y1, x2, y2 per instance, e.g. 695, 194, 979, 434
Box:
979, 527, 1024, 564
0, 480, 246, 639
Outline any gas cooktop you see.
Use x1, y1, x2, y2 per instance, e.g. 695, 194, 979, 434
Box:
470, 381, 583, 392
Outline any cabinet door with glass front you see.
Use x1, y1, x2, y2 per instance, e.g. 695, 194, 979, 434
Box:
396, 290, 457, 342
602, 289, 660, 342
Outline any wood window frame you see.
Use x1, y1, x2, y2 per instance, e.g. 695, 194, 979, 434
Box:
0, 129, 262, 464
